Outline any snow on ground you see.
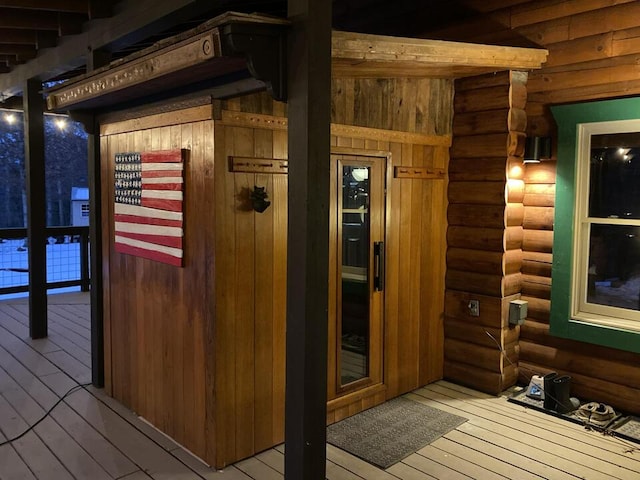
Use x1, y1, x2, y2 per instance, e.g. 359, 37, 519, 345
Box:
0, 238, 82, 299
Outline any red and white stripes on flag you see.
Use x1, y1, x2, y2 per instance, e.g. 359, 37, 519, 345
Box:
114, 149, 186, 266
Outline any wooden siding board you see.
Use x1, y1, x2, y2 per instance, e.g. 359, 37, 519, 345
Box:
180, 121, 196, 451
233, 128, 257, 461
384, 142, 402, 399
397, 143, 415, 394
254, 128, 275, 452
271, 168, 287, 445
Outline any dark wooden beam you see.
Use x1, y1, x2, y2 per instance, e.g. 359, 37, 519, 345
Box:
86, 48, 111, 72
36, 31, 58, 49
0, 0, 89, 13
0, 29, 58, 51
0, 44, 37, 59
66, 109, 107, 387
88, 120, 104, 387
23, 77, 48, 339
0, 54, 22, 66
88, 0, 113, 19
0, 28, 38, 44
284, 0, 331, 478
58, 14, 87, 36
0, 0, 240, 98
84, 45, 109, 388
0, 9, 65, 30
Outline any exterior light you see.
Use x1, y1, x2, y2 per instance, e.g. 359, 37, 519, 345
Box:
524, 136, 552, 164
4, 112, 15, 124
55, 118, 67, 130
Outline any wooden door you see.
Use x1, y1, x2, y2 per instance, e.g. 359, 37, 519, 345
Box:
328, 153, 386, 401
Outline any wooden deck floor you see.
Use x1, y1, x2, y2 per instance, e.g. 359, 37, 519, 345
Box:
1, 293, 640, 479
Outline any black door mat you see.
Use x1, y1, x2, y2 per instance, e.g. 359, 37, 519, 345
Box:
508, 389, 640, 444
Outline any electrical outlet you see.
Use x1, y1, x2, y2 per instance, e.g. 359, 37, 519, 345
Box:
468, 299, 480, 317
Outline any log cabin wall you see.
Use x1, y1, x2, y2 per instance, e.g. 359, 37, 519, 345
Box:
519, 0, 640, 415
100, 105, 216, 463
445, 71, 527, 395
435, 0, 640, 414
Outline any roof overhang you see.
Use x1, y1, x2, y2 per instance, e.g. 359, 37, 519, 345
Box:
331, 31, 548, 78
45, 12, 548, 112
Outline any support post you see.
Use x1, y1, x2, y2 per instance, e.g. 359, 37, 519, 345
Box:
79, 229, 90, 292
284, 0, 332, 478
87, 119, 104, 387
23, 77, 47, 339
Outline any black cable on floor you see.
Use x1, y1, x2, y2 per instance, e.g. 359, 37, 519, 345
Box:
0, 382, 92, 447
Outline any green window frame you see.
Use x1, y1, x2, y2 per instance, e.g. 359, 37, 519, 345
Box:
551, 97, 640, 354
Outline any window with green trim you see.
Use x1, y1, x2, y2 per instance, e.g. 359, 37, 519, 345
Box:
573, 121, 640, 330
551, 98, 640, 354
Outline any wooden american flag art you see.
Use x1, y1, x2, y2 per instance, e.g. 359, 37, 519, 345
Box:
114, 149, 186, 267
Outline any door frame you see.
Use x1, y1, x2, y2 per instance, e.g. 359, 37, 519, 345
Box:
327, 147, 392, 407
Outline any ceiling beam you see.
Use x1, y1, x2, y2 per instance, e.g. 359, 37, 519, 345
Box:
0, 44, 37, 59
0, 1, 89, 13
0, 29, 59, 48
0, 28, 38, 44
0, 1, 131, 20
0, 0, 254, 100
0, 54, 20, 65
88, 0, 114, 20
0, 9, 68, 30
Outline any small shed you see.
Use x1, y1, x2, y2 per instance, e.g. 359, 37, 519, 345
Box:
46, 12, 548, 469
70, 187, 89, 226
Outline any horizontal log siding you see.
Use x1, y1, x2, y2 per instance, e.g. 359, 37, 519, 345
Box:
445, 71, 527, 394
426, 0, 640, 414
521, 160, 640, 414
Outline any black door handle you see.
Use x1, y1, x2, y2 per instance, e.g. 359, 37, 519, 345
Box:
374, 241, 384, 291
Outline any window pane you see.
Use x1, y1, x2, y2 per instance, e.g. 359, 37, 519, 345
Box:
590, 133, 640, 219
587, 224, 640, 310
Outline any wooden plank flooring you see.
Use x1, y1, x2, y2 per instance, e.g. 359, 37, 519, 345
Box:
1, 292, 640, 479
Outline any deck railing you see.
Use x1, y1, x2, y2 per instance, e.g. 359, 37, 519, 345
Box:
0, 226, 90, 295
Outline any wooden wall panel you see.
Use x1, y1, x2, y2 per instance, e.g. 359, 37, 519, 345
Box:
102, 78, 453, 469
101, 111, 214, 462
328, 78, 452, 408
332, 78, 453, 136
212, 96, 289, 467
213, 83, 452, 460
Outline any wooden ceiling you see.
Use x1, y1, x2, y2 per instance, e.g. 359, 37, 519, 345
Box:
0, 1, 117, 73
1, 0, 638, 109
0, 0, 542, 101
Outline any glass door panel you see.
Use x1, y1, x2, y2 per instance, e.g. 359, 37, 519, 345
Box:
340, 165, 371, 385
331, 154, 385, 394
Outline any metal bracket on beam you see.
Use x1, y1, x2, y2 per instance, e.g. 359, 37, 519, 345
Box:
220, 22, 287, 102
